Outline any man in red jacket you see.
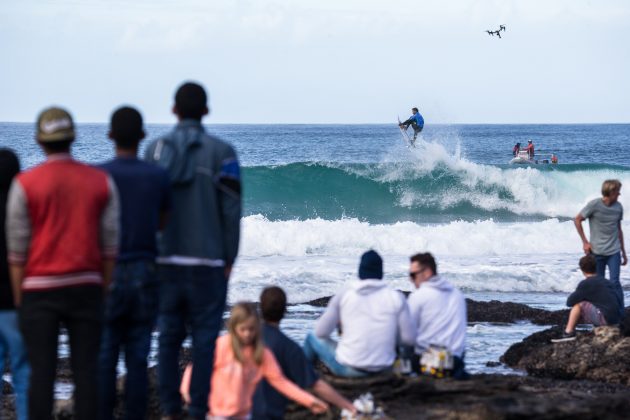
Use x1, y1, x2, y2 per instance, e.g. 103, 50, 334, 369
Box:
6, 107, 120, 420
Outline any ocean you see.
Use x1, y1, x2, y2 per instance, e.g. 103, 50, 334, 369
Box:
2, 122, 630, 377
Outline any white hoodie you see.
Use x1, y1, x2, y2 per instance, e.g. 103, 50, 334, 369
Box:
407, 275, 467, 358
315, 279, 415, 371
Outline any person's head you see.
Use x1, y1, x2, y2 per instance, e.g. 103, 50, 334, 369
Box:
108, 106, 145, 150
358, 250, 383, 280
579, 254, 597, 277
409, 252, 437, 288
601, 179, 622, 201
0, 149, 20, 195
260, 286, 287, 324
227, 302, 264, 365
528, 140, 532, 144
173, 82, 209, 121
412, 107, 419, 114
35, 107, 75, 155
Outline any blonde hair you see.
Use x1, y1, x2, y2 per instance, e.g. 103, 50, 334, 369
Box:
602, 179, 622, 197
227, 302, 264, 365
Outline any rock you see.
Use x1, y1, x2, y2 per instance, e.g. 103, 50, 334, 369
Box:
502, 326, 630, 386
2, 379, 13, 395
485, 361, 501, 367
285, 373, 630, 419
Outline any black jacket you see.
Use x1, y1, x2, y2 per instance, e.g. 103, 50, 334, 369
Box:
566, 275, 621, 324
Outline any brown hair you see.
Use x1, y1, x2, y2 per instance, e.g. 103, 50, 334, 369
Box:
260, 286, 287, 323
601, 179, 622, 197
579, 255, 597, 274
227, 302, 265, 365
410, 252, 437, 275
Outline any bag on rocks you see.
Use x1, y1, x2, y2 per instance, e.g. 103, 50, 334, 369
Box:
341, 393, 387, 420
420, 345, 454, 378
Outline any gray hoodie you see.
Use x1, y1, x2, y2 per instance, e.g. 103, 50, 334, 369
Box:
144, 120, 241, 266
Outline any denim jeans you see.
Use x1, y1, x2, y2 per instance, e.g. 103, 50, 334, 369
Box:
302, 333, 371, 378
157, 265, 228, 419
99, 260, 159, 420
0, 310, 29, 420
595, 252, 625, 317
19, 285, 103, 420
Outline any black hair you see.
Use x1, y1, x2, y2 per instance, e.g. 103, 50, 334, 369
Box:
40, 139, 73, 154
260, 286, 287, 323
110, 106, 144, 148
412, 107, 419, 112
175, 82, 207, 120
410, 252, 437, 275
579, 255, 597, 274
0, 148, 20, 192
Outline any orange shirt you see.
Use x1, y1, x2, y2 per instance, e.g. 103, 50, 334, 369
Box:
180, 334, 316, 417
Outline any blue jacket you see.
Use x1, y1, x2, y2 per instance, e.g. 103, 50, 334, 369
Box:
404, 112, 424, 127
144, 120, 241, 266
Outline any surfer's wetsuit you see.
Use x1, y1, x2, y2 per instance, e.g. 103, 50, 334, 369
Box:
401, 112, 424, 140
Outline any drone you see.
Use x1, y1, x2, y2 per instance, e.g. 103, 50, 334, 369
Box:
486, 25, 506, 39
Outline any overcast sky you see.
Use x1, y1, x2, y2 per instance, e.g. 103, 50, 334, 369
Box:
1, 0, 629, 124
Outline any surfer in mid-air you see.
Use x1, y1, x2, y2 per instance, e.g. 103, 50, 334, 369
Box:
399, 107, 424, 144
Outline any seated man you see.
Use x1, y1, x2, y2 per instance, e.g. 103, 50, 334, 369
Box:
552, 254, 622, 343
251, 286, 355, 419
303, 250, 414, 377
407, 252, 468, 379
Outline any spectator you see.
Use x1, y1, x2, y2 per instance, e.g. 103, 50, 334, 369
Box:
303, 250, 414, 377
252, 286, 355, 419
406, 252, 468, 379
575, 179, 626, 316
0, 149, 29, 420
552, 255, 621, 343
144, 82, 242, 419
180, 302, 328, 418
97, 107, 171, 420
6, 107, 119, 419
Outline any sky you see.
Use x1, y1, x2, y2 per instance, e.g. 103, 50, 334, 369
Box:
1, 0, 629, 124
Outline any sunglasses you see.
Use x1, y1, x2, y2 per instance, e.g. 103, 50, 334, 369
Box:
409, 266, 429, 279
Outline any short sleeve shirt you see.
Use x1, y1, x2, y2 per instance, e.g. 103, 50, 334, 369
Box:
251, 324, 319, 420
98, 157, 171, 261
580, 198, 623, 256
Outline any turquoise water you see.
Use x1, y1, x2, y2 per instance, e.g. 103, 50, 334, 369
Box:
2, 122, 629, 374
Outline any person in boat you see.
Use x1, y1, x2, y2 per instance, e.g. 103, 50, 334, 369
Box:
525, 140, 535, 159
512, 142, 521, 156
399, 107, 424, 143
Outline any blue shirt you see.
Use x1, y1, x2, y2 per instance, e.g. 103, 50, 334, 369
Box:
251, 324, 319, 420
411, 112, 424, 127
98, 157, 171, 261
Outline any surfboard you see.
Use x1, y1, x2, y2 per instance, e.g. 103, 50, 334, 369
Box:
398, 117, 414, 148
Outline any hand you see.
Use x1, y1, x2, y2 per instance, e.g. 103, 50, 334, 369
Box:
583, 242, 592, 254
310, 398, 329, 414
622, 252, 628, 266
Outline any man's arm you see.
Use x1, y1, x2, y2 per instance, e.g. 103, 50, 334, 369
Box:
574, 214, 591, 254
100, 176, 120, 290
6, 179, 31, 307
312, 380, 355, 413
314, 293, 342, 338
216, 150, 242, 280
619, 221, 627, 266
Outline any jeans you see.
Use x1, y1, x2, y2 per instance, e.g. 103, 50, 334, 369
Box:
0, 310, 29, 420
157, 265, 228, 419
302, 333, 371, 378
99, 260, 159, 420
595, 252, 625, 317
19, 286, 103, 420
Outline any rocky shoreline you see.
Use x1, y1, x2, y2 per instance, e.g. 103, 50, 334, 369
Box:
3, 299, 630, 419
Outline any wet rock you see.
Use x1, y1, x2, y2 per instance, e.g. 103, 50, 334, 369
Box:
485, 361, 501, 367
2, 379, 13, 395
502, 326, 630, 385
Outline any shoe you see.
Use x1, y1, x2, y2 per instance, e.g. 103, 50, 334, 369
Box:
551, 331, 576, 343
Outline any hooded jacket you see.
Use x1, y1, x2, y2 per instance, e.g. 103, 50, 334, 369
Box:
407, 275, 467, 357
144, 120, 241, 266
315, 279, 414, 371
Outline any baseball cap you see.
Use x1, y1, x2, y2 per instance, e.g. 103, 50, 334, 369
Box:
36, 107, 75, 142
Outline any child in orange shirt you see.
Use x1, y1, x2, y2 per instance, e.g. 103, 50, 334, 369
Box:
180, 302, 328, 418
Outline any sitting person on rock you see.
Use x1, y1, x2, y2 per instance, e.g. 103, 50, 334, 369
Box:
406, 252, 468, 379
252, 286, 355, 419
303, 250, 415, 377
552, 254, 622, 343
